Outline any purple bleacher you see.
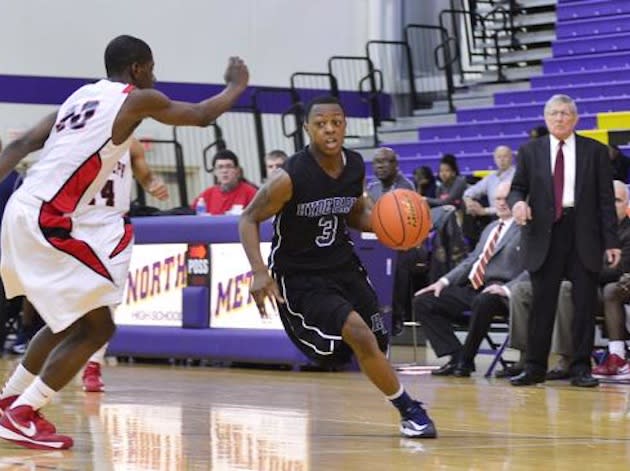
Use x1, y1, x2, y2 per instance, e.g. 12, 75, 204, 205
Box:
554, 34, 630, 57
531, 67, 630, 88
553, 32, 630, 57
495, 81, 630, 105
544, 50, 630, 73
384, 134, 528, 158
458, 96, 630, 122
418, 116, 597, 140
556, 14, 630, 39
557, 0, 630, 21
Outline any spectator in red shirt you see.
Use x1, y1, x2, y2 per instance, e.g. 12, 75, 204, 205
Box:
192, 150, 257, 215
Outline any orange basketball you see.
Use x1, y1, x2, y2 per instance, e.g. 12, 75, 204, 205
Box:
371, 189, 432, 250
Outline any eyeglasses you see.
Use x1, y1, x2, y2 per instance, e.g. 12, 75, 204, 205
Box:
214, 164, 236, 171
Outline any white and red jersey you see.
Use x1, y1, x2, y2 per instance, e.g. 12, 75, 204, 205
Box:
74, 149, 132, 226
19, 79, 134, 213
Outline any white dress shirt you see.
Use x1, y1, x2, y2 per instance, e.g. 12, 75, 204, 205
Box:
549, 133, 576, 208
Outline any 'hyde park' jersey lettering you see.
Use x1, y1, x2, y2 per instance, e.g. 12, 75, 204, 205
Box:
269, 146, 365, 274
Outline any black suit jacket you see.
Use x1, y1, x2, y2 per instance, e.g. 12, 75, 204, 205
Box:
600, 216, 630, 284
508, 134, 619, 272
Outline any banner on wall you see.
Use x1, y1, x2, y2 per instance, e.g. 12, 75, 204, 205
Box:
114, 243, 188, 326
209, 242, 282, 329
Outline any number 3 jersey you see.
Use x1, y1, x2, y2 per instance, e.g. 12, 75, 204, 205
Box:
18, 79, 133, 215
269, 146, 365, 274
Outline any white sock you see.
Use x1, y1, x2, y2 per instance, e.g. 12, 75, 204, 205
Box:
89, 344, 108, 365
1, 364, 36, 399
609, 341, 626, 359
12, 377, 56, 411
385, 385, 404, 401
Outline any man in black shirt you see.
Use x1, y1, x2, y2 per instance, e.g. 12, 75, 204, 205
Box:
239, 96, 436, 439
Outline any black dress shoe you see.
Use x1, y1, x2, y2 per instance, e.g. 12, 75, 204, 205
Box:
431, 361, 457, 376
510, 371, 546, 386
453, 363, 474, 377
570, 372, 599, 388
495, 365, 524, 378
546, 368, 570, 381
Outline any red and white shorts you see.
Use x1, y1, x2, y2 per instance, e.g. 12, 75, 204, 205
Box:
0, 192, 133, 333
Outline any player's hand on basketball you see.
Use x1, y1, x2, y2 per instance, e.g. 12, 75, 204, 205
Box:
146, 176, 169, 200
250, 269, 284, 318
513, 201, 531, 226
224, 56, 249, 90
415, 280, 445, 297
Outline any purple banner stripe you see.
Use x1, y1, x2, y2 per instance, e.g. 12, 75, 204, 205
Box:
0, 74, 389, 118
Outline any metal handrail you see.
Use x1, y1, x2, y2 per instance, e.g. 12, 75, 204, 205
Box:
201, 123, 227, 173
404, 24, 457, 112
366, 39, 418, 111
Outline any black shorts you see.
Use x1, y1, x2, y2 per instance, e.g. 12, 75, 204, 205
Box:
274, 267, 389, 366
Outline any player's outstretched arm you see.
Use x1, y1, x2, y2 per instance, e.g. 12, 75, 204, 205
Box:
0, 112, 56, 182
129, 137, 169, 200
115, 57, 249, 144
239, 170, 292, 316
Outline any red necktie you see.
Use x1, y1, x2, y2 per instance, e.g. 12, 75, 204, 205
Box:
470, 222, 504, 289
553, 141, 565, 222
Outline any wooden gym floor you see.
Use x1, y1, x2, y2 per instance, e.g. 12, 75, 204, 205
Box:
0, 350, 628, 470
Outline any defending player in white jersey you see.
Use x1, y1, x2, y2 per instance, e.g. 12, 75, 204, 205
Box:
0, 34, 248, 450
79, 137, 169, 393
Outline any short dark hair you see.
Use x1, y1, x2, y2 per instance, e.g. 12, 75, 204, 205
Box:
530, 125, 549, 138
304, 96, 345, 121
212, 149, 239, 168
440, 153, 460, 175
104, 35, 153, 77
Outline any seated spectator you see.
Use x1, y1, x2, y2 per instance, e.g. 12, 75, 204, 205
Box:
463, 145, 515, 245
413, 165, 437, 198
505, 273, 574, 379
529, 125, 549, 140
425, 154, 468, 230
608, 145, 630, 184
464, 146, 514, 218
366, 147, 414, 202
425, 154, 467, 209
593, 180, 630, 377
366, 147, 416, 336
413, 182, 523, 377
264, 149, 288, 180
192, 149, 257, 215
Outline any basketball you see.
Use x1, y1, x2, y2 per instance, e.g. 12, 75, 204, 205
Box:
371, 189, 432, 250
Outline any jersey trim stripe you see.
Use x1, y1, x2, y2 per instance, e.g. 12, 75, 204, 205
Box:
277, 275, 341, 356
38, 149, 114, 282
109, 218, 133, 258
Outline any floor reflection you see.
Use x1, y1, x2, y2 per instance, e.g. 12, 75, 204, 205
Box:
210, 405, 308, 471
87, 396, 309, 470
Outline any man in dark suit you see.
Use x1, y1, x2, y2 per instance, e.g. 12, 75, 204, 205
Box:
414, 182, 524, 376
508, 94, 621, 387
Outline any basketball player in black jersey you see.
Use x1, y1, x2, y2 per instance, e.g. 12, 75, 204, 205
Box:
239, 96, 436, 439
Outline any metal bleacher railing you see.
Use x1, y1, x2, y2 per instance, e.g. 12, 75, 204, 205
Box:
139, 1, 527, 202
